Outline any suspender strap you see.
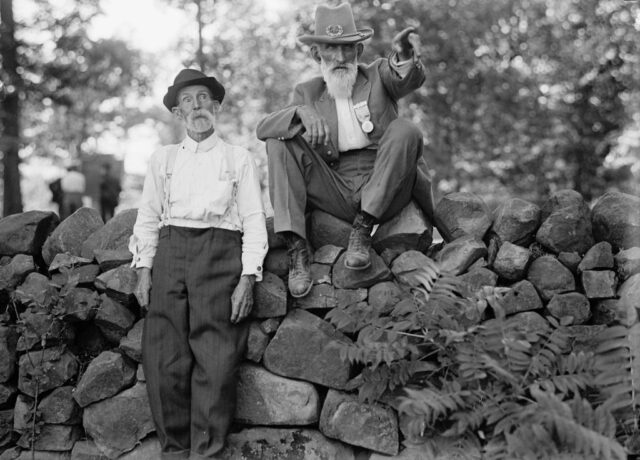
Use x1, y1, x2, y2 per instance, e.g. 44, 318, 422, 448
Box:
161, 148, 178, 225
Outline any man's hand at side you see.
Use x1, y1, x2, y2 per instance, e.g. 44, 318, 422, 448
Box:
134, 267, 152, 308
230, 275, 256, 324
296, 105, 330, 147
392, 27, 422, 61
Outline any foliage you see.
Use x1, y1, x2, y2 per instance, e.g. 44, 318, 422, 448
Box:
327, 257, 633, 459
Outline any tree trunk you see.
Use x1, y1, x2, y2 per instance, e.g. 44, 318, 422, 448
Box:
0, 0, 23, 216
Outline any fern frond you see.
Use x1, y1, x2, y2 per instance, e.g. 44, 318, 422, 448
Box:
398, 383, 477, 426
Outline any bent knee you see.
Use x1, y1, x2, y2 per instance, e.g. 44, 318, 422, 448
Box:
387, 118, 423, 141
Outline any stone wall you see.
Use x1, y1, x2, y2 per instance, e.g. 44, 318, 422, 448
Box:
0, 189, 638, 459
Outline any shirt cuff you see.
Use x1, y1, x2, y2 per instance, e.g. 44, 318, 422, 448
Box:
241, 258, 263, 282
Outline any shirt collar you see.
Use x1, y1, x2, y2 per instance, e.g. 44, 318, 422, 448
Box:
182, 132, 220, 153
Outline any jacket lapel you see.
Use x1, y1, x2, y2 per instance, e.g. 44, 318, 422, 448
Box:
352, 71, 371, 107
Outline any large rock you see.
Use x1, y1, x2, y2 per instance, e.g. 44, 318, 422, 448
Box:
18, 347, 78, 397
372, 201, 433, 260
391, 250, 434, 288
0, 255, 36, 291
314, 245, 343, 265
93, 249, 133, 272
309, 210, 352, 249
333, 250, 392, 289
0, 383, 16, 406
617, 273, 640, 321
94, 294, 136, 344
0, 211, 58, 257
17, 424, 82, 451
265, 216, 287, 250
581, 270, 617, 299
540, 189, 586, 219
235, 363, 319, 425
436, 235, 488, 275
593, 298, 637, 327
94, 265, 138, 306
592, 191, 640, 250
57, 287, 100, 322
319, 389, 399, 455
0, 326, 18, 383
311, 263, 331, 285
615, 247, 640, 282
48, 254, 93, 273
263, 248, 289, 278
499, 280, 543, 316
369, 281, 402, 314
547, 292, 590, 325
577, 241, 613, 272
41, 208, 103, 265
435, 192, 492, 240
14, 450, 71, 460
253, 271, 287, 318
119, 319, 144, 362
80, 209, 137, 260
492, 242, 531, 281
527, 255, 576, 301
38, 386, 81, 425
17, 309, 74, 352
50, 264, 101, 287
73, 350, 136, 407
491, 198, 541, 246
536, 202, 594, 254
0, 408, 11, 448
221, 427, 355, 460
245, 322, 270, 363
458, 268, 498, 295
294, 284, 338, 310
14, 272, 59, 310
263, 309, 352, 389
82, 383, 154, 458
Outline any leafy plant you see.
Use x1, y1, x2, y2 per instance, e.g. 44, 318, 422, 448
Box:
328, 256, 632, 459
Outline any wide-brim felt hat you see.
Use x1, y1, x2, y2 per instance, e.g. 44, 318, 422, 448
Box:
298, 3, 373, 45
162, 68, 225, 111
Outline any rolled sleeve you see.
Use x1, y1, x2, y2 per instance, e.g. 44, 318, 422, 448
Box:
236, 153, 268, 281
130, 151, 165, 269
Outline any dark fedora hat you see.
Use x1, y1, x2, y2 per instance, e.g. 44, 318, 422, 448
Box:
298, 3, 373, 45
162, 68, 225, 111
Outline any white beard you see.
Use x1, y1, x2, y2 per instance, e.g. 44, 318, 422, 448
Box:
185, 108, 216, 133
321, 59, 357, 99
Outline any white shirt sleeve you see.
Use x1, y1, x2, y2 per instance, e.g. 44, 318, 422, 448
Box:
235, 151, 268, 281
129, 150, 165, 269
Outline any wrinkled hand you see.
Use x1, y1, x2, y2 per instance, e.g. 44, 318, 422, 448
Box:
392, 27, 422, 61
134, 267, 152, 309
296, 105, 330, 147
230, 275, 256, 324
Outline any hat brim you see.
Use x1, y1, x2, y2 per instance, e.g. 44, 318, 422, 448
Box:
163, 76, 225, 111
298, 28, 373, 45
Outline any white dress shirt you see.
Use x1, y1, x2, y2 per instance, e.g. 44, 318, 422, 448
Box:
61, 171, 86, 193
129, 133, 268, 280
335, 54, 415, 152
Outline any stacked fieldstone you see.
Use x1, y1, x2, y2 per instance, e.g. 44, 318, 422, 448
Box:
0, 189, 638, 459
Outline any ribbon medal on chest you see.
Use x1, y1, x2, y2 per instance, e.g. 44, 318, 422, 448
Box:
353, 101, 374, 134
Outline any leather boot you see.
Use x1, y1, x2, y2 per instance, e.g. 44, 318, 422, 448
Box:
286, 236, 312, 298
344, 212, 375, 270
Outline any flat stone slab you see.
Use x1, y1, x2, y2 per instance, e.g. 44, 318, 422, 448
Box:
263, 309, 352, 390
313, 245, 343, 265
235, 363, 319, 425
319, 389, 399, 455
221, 427, 355, 460
373, 200, 433, 255
436, 235, 488, 275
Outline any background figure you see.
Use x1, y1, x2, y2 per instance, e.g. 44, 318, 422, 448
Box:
99, 162, 122, 221
48, 177, 64, 215
60, 164, 86, 219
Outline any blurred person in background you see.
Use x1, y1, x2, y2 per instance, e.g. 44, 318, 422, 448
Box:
60, 163, 86, 219
99, 162, 122, 221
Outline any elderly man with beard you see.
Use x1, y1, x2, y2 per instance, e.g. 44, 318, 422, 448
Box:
257, 3, 445, 298
129, 68, 267, 459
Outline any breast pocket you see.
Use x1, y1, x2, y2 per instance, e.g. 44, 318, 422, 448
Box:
205, 170, 237, 217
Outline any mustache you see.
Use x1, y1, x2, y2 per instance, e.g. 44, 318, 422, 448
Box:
187, 109, 216, 123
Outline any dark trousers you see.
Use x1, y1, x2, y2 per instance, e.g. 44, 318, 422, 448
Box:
142, 226, 248, 460
266, 118, 435, 240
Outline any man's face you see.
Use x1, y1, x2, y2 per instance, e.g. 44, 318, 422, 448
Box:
173, 85, 219, 133
313, 43, 362, 99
